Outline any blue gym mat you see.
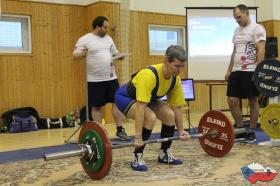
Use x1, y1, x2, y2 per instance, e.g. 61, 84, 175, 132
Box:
0, 127, 270, 164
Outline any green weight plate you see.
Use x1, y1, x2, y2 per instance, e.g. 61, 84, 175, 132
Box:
79, 128, 105, 172
78, 122, 112, 180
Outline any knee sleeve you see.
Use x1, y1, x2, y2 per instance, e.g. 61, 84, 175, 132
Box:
134, 127, 152, 154
160, 124, 175, 151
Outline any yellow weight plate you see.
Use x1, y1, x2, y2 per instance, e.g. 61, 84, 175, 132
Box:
260, 104, 280, 139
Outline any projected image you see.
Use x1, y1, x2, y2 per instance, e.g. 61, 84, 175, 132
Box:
186, 9, 257, 80
188, 15, 256, 56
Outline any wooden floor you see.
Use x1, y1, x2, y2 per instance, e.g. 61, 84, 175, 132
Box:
0, 111, 235, 152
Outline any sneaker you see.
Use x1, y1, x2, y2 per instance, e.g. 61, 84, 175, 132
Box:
243, 132, 257, 143
158, 148, 183, 165
116, 128, 131, 141
130, 153, 148, 171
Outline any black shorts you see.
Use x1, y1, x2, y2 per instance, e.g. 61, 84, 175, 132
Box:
227, 71, 259, 99
87, 79, 120, 107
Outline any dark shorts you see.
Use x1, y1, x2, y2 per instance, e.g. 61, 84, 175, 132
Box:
227, 71, 259, 99
114, 84, 136, 115
88, 79, 119, 107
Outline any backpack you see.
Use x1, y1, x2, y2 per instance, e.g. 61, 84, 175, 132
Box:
10, 114, 38, 133
1, 107, 40, 132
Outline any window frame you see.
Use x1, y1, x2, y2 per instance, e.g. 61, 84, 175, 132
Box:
148, 24, 185, 56
0, 14, 32, 54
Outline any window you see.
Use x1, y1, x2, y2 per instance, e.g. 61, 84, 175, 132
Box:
148, 25, 185, 55
0, 14, 32, 53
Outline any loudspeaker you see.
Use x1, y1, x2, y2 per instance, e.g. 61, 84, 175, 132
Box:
265, 37, 278, 58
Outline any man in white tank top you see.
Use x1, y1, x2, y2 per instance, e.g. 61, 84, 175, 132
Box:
225, 4, 266, 143
73, 16, 130, 141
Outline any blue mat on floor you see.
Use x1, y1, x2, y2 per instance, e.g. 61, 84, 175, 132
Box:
0, 127, 270, 164
0, 144, 79, 164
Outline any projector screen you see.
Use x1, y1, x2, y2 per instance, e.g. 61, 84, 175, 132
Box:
186, 8, 257, 80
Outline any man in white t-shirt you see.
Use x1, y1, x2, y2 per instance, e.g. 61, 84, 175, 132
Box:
73, 16, 130, 141
225, 4, 266, 143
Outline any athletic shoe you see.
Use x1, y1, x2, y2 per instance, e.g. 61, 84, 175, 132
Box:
131, 153, 148, 171
158, 148, 183, 165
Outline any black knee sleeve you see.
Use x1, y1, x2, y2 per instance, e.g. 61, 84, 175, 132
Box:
134, 127, 152, 154
160, 124, 175, 151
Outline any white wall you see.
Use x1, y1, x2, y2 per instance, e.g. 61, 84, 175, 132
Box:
255, 0, 274, 21
18, 0, 99, 5
18, 0, 119, 5
130, 0, 255, 15
272, 0, 280, 20
18, 0, 279, 21
130, 0, 276, 21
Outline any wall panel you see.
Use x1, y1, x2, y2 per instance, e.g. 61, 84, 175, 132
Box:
0, 0, 86, 118
1, 1, 279, 125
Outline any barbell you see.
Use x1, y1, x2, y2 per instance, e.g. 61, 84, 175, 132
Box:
44, 110, 247, 180
44, 59, 280, 180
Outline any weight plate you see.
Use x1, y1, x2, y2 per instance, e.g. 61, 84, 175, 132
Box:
260, 104, 280, 139
198, 110, 235, 157
79, 128, 105, 172
79, 121, 112, 179
254, 59, 280, 97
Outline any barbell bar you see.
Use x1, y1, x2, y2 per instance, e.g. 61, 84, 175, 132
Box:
111, 130, 218, 149
44, 131, 216, 160
44, 144, 93, 161
44, 127, 246, 160
44, 130, 218, 161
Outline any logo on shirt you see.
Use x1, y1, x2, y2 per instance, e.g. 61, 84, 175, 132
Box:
245, 41, 256, 60
240, 41, 257, 70
241, 162, 277, 184
110, 45, 114, 55
256, 33, 264, 39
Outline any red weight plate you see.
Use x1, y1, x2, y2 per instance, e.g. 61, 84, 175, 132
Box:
198, 110, 234, 157
78, 121, 112, 180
